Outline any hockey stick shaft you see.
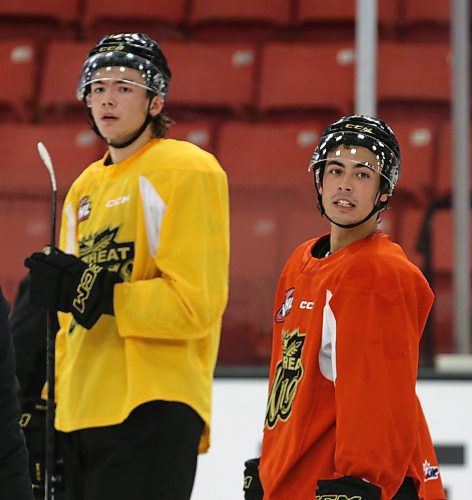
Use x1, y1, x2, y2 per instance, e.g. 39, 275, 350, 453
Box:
37, 142, 57, 500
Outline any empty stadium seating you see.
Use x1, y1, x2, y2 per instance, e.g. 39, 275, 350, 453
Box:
393, 205, 426, 268
188, 0, 292, 41
190, 0, 291, 26
404, 0, 450, 25
229, 201, 281, 282
436, 121, 472, 198
219, 277, 276, 365
257, 42, 355, 118
219, 199, 281, 365
429, 209, 472, 353
430, 273, 455, 353
0, 40, 37, 121
0, 197, 52, 303
295, 0, 400, 40
297, 0, 399, 24
377, 42, 451, 121
389, 119, 436, 205
218, 120, 331, 364
218, 120, 326, 275
162, 41, 257, 116
401, 0, 451, 42
81, 0, 186, 41
220, 195, 332, 365
0, 0, 79, 40
377, 206, 397, 241
217, 120, 322, 202
431, 210, 471, 274
167, 120, 215, 151
38, 40, 93, 122
0, 123, 103, 198
0, 0, 78, 20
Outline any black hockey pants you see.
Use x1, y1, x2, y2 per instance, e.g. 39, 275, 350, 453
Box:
59, 400, 204, 500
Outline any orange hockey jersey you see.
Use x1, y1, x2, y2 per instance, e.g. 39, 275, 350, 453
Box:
260, 232, 446, 499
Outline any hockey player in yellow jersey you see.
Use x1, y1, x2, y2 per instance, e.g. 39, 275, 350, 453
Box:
25, 33, 230, 500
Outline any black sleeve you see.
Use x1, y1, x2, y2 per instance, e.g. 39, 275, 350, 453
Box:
9, 275, 49, 397
0, 288, 34, 499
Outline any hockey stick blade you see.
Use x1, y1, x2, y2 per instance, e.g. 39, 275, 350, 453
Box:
37, 142, 57, 252
37, 142, 57, 193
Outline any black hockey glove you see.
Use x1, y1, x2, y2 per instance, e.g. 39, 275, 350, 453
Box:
316, 475, 381, 500
25, 250, 123, 329
243, 458, 264, 500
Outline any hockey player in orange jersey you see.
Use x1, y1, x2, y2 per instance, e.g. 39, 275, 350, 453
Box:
244, 115, 446, 500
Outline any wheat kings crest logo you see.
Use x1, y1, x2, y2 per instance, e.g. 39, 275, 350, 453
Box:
79, 227, 134, 281
265, 328, 306, 429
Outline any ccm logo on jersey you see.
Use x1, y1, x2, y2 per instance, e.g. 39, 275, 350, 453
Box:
299, 300, 314, 309
106, 195, 130, 207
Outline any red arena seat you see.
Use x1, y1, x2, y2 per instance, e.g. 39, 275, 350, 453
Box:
167, 121, 215, 152
258, 42, 355, 118
81, 0, 186, 40
295, 0, 400, 40
0, 198, 52, 303
188, 0, 292, 41
0, 40, 36, 121
217, 120, 323, 204
0, 0, 79, 40
38, 40, 93, 122
161, 41, 257, 116
377, 42, 451, 121
0, 123, 103, 199
436, 121, 472, 198
388, 119, 436, 205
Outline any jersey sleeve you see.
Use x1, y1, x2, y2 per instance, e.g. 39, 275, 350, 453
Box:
328, 260, 433, 498
113, 156, 230, 340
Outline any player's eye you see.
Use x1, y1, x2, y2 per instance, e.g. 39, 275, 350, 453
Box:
327, 166, 342, 176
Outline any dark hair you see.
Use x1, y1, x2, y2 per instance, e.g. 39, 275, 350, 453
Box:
150, 112, 174, 138
147, 90, 174, 138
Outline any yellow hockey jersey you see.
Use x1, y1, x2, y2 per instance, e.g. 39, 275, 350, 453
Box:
54, 138, 229, 453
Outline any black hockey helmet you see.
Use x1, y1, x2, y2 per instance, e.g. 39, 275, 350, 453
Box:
76, 33, 171, 102
308, 114, 401, 227
76, 33, 172, 148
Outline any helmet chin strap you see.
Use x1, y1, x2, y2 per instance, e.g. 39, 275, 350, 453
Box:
315, 180, 387, 229
318, 200, 386, 229
87, 99, 153, 149
107, 114, 151, 149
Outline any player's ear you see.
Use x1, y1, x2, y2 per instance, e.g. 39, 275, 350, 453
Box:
380, 193, 389, 203
149, 96, 164, 117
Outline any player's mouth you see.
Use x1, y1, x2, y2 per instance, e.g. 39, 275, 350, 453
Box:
333, 198, 356, 208
101, 113, 118, 121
